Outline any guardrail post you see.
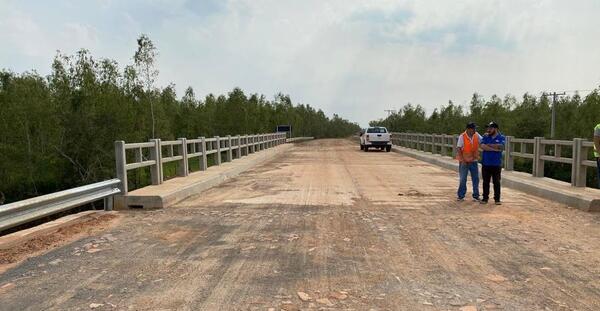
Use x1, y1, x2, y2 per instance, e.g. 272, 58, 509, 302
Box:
226, 135, 233, 162
115, 141, 127, 195
177, 138, 188, 177
236, 135, 242, 158
533, 137, 544, 177
215, 136, 222, 165
573, 138, 587, 187
199, 137, 207, 171
150, 139, 162, 184
504, 136, 514, 171
104, 196, 113, 211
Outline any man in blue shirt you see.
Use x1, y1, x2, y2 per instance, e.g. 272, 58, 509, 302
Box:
480, 122, 505, 205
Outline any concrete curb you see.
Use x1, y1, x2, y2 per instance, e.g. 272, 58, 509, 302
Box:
115, 144, 294, 209
392, 146, 600, 212
287, 137, 314, 143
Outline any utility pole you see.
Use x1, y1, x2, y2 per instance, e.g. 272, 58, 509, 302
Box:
542, 91, 566, 138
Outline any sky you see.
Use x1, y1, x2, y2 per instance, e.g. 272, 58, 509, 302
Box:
1, 0, 600, 127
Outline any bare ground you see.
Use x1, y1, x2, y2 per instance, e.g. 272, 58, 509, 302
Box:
0, 139, 599, 311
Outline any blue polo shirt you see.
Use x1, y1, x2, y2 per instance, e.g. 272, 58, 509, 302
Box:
481, 133, 505, 166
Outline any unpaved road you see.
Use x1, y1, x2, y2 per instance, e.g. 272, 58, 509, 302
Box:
1, 139, 600, 310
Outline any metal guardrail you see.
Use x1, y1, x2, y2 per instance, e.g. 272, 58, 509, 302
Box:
115, 132, 288, 194
392, 132, 597, 188
0, 179, 120, 232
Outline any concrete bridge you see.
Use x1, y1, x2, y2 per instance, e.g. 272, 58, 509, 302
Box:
1, 138, 600, 310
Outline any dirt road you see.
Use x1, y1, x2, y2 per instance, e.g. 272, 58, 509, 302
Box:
1, 139, 600, 310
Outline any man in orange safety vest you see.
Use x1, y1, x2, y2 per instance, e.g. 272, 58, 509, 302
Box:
456, 122, 483, 202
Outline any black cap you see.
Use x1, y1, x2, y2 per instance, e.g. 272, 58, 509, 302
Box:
487, 121, 499, 128
466, 122, 476, 129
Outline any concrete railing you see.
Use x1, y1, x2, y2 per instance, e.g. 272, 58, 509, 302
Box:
391, 132, 598, 188
115, 132, 287, 194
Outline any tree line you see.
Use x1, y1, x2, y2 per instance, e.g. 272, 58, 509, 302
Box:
370, 91, 600, 186
0, 35, 360, 204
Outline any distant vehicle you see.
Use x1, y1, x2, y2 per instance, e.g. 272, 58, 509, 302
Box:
360, 127, 392, 152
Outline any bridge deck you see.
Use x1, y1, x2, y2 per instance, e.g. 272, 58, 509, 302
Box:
1, 139, 600, 310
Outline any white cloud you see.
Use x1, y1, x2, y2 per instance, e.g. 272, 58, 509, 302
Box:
1, 0, 599, 126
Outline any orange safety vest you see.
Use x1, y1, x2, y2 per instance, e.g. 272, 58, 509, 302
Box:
456, 132, 479, 162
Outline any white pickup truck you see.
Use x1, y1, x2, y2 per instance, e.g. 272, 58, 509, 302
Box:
360, 126, 392, 152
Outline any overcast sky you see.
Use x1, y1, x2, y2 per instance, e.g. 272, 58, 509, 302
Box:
2, 0, 600, 126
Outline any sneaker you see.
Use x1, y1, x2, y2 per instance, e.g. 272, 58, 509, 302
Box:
480, 200, 488, 204
495, 201, 502, 205
472, 197, 481, 202
457, 198, 465, 202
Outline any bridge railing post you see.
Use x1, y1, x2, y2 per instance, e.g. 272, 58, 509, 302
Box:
226, 135, 233, 162
215, 136, 222, 165
199, 137, 207, 171
177, 138, 188, 177
415, 134, 419, 150
452, 135, 458, 158
115, 140, 128, 195
533, 137, 544, 177
504, 136, 514, 171
150, 138, 163, 184
440, 135, 447, 156
573, 138, 587, 187
265, 134, 269, 149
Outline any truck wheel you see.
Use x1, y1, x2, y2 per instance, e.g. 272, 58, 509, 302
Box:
386, 146, 391, 152
363, 146, 369, 152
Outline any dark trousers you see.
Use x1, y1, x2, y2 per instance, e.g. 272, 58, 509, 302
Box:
597, 158, 600, 188
482, 165, 502, 202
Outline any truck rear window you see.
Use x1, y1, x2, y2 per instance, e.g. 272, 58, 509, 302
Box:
367, 128, 387, 133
